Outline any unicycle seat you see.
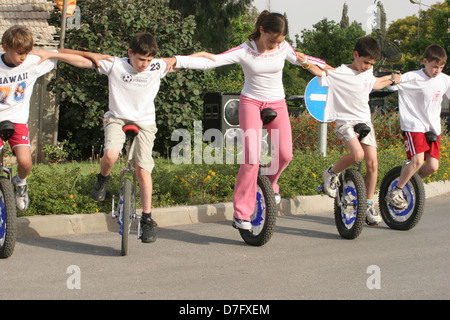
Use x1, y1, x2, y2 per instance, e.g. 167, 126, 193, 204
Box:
0, 120, 15, 141
261, 108, 277, 125
425, 131, 439, 142
123, 124, 139, 140
354, 123, 371, 141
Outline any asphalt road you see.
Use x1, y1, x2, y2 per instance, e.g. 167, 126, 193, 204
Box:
1, 194, 449, 304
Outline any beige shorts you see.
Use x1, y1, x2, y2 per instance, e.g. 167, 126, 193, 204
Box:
335, 119, 377, 148
103, 117, 158, 173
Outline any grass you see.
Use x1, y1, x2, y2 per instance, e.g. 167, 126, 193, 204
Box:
12, 111, 450, 216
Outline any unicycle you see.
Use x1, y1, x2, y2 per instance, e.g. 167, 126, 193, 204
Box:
235, 108, 277, 246
333, 123, 371, 239
0, 121, 17, 259
111, 124, 140, 256
378, 161, 425, 230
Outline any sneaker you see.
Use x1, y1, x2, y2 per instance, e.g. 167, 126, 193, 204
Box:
322, 166, 340, 198
274, 193, 281, 204
139, 216, 157, 243
14, 183, 30, 211
366, 203, 382, 225
386, 188, 408, 210
91, 173, 111, 201
232, 217, 252, 230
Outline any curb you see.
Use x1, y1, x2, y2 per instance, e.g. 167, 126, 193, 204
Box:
16, 180, 450, 238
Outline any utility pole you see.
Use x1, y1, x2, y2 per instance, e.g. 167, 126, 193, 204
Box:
59, 0, 68, 49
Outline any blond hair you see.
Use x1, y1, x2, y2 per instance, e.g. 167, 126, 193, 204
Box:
1, 25, 34, 53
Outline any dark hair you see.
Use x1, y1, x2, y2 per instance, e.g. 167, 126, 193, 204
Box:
1, 25, 34, 53
248, 10, 288, 41
129, 32, 158, 56
354, 37, 381, 60
424, 44, 447, 65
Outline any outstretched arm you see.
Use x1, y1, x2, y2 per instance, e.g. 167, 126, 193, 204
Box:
373, 73, 401, 90
297, 52, 324, 77
57, 48, 113, 68
163, 51, 217, 73
189, 51, 216, 60
30, 49, 98, 69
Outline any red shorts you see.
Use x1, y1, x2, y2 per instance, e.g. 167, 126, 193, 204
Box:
0, 123, 30, 152
403, 131, 440, 160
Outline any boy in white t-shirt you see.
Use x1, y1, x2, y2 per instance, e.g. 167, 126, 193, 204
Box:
387, 44, 449, 209
1, 25, 103, 212
319, 37, 401, 225
59, 33, 169, 243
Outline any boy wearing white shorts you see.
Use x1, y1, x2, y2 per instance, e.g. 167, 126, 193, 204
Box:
62, 33, 168, 243
387, 44, 449, 209
319, 37, 401, 225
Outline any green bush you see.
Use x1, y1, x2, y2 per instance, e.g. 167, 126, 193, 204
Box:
49, 0, 208, 158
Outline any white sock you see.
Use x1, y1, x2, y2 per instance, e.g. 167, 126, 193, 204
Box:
13, 175, 27, 186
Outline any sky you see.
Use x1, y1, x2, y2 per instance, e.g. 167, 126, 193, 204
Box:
252, 0, 443, 38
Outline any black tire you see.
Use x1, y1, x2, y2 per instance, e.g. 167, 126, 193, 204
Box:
121, 179, 132, 256
239, 175, 277, 246
0, 177, 17, 259
379, 166, 425, 230
334, 169, 367, 239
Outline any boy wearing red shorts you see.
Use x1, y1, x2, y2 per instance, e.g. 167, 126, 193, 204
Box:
1, 26, 98, 211
387, 44, 450, 209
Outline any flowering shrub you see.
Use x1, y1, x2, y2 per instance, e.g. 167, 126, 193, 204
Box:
291, 112, 345, 154
20, 111, 449, 216
290, 110, 404, 154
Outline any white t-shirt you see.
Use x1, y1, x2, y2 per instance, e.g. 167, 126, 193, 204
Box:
96, 57, 167, 125
392, 69, 450, 135
0, 53, 57, 123
320, 64, 377, 122
175, 40, 326, 101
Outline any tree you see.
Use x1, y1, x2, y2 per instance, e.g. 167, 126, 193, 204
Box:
50, 0, 208, 157
375, 1, 387, 36
169, 0, 252, 52
386, 1, 449, 73
297, 19, 365, 68
340, 3, 350, 29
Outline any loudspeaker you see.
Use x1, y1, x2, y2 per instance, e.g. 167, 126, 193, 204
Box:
202, 92, 272, 160
203, 92, 240, 133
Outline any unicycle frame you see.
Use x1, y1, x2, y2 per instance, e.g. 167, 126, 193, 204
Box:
111, 124, 140, 256
0, 121, 17, 258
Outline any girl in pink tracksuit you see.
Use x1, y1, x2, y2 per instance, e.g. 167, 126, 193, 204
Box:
172, 10, 326, 229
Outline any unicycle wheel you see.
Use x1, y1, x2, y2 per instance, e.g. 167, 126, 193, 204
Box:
0, 177, 17, 259
379, 166, 425, 230
238, 175, 277, 246
334, 169, 367, 239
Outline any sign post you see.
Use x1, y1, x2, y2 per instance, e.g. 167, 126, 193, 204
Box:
304, 76, 329, 156
57, 0, 77, 48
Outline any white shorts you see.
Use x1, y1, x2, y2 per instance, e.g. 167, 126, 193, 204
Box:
335, 120, 377, 148
103, 117, 158, 173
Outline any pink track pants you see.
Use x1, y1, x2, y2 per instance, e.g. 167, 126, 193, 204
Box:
233, 95, 293, 221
